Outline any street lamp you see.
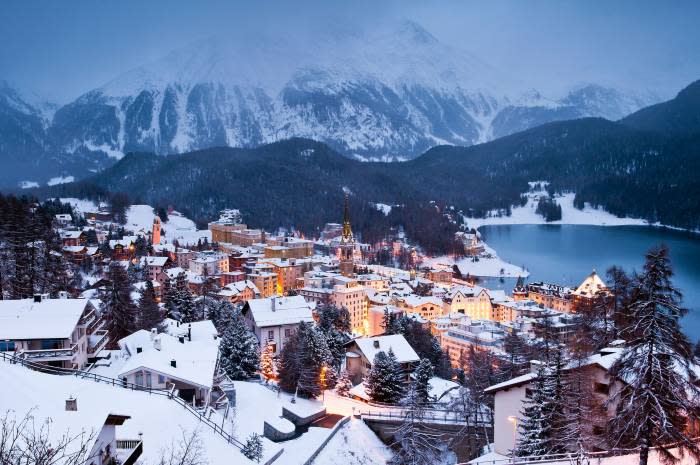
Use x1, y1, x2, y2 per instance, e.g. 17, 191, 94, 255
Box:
507, 416, 518, 455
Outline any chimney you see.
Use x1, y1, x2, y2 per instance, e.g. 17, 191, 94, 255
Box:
170, 359, 177, 368
154, 337, 161, 351
65, 397, 77, 411
33, 294, 42, 303
530, 360, 542, 373
58, 291, 68, 299
178, 336, 185, 344
188, 323, 192, 342
271, 298, 276, 312
136, 347, 142, 354
150, 328, 157, 340
373, 340, 380, 349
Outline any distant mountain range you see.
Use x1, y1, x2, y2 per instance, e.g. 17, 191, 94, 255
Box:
0, 20, 660, 188
43, 79, 700, 236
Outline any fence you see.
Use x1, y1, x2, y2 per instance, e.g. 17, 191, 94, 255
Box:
0, 352, 245, 450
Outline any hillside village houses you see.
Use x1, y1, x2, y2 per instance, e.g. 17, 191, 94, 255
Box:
1, 196, 633, 464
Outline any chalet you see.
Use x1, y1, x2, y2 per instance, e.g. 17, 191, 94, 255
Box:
62, 245, 100, 264
54, 213, 72, 227
117, 320, 220, 406
399, 295, 444, 320
241, 296, 314, 354
140, 255, 171, 283
345, 334, 419, 385
109, 236, 137, 261
0, 296, 107, 369
60, 230, 86, 247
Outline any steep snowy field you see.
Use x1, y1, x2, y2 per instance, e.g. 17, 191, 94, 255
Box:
464, 192, 648, 230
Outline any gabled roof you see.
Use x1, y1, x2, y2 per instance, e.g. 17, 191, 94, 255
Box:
0, 298, 91, 340
351, 334, 419, 364
244, 296, 314, 327
118, 328, 219, 389
573, 270, 608, 297
141, 256, 169, 267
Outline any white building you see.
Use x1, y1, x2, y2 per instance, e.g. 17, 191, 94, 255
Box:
116, 320, 220, 406
0, 296, 107, 369
241, 296, 314, 355
345, 334, 419, 385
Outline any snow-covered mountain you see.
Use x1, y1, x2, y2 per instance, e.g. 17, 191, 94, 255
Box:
0, 20, 659, 186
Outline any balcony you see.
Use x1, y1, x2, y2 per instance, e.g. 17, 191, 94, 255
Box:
19, 343, 78, 362
88, 330, 109, 357
115, 439, 143, 465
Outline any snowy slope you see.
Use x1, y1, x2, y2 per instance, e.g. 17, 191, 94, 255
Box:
39, 21, 658, 165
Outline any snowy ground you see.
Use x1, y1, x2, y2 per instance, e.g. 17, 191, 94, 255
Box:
464, 192, 647, 230
125, 205, 211, 246
47, 175, 75, 186
423, 242, 529, 278
0, 362, 253, 465
57, 200, 211, 247
20, 180, 40, 189
312, 418, 392, 465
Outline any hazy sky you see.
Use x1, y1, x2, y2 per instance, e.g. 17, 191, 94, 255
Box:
1, 0, 698, 102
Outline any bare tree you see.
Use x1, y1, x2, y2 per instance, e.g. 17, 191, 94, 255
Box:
157, 428, 208, 465
0, 409, 97, 465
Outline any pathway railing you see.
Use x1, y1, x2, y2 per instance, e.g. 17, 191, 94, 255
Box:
0, 352, 245, 450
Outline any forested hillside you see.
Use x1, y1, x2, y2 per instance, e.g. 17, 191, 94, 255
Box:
37, 79, 700, 247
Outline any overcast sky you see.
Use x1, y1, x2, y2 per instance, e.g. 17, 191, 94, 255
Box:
1, 0, 698, 102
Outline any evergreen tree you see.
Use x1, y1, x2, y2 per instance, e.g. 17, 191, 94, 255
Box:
608, 246, 700, 465
514, 362, 550, 457
241, 433, 263, 463
315, 304, 351, 370
136, 279, 163, 332
278, 322, 333, 398
366, 349, 405, 404
101, 262, 137, 348
260, 342, 276, 383
390, 386, 448, 465
218, 316, 260, 380
498, 332, 531, 380
410, 358, 434, 404
335, 370, 353, 397
206, 300, 233, 331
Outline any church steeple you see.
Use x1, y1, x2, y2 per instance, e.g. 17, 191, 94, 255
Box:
339, 192, 355, 277
342, 192, 353, 241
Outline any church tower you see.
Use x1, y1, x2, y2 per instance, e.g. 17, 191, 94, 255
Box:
152, 216, 162, 245
339, 193, 355, 277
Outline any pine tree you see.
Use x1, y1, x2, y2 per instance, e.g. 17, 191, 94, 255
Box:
241, 433, 263, 463
335, 370, 353, 397
260, 342, 276, 383
514, 362, 550, 457
315, 304, 351, 370
498, 331, 531, 380
136, 280, 163, 332
178, 287, 198, 323
218, 316, 260, 380
278, 322, 333, 398
366, 349, 405, 404
410, 358, 434, 404
101, 262, 137, 348
608, 246, 700, 465
390, 386, 447, 465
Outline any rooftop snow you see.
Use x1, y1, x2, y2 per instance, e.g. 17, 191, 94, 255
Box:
0, 298, 90, 340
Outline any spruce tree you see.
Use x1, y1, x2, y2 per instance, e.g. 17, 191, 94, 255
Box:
101, 262, 137, 348
514, 362, 550, 457
410, 358, 434, 404
260, 342, 276, 383
136, 279, 163, 332
241, 433, 263, 463
218, 316, 260, 380
335, 370, 353, 397
608, 246, 700, 465
390, 386, 447, 465
278, 322, 333, 398
366, 349, 405, 404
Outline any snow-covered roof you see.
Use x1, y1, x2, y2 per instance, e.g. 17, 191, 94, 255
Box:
573, 270, 608, 297
163, 318, 219, 343
245, 296, 314, 328
402, 295, 443, 308
352, 334, 419, 364
118, 328, 219, 389
0, 298, 90, 340
218, 280, 259, 297
60, 230, 83, 239
141, 256, 168, 267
